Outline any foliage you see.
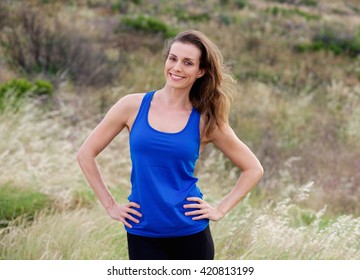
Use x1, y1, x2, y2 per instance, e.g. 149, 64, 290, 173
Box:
121, 15, 178, 38
270, 0, 318, 6
234, 0, 248, 9
0, 182, 51, 227
220, 0, 248, 9
0, 7, 120, 87
110, 0, 142, 14
267, 6, 321, 20
173, 8, 211, 23
0, 2, 9, 29
295, 26, 360, 57
0, 78, 53, 112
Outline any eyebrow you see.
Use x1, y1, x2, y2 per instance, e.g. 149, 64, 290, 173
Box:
169, 53, 197, 61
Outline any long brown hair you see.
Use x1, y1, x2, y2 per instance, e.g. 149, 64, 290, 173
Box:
164, 30, 237, 138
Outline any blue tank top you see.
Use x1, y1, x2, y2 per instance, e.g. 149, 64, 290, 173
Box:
126, 90, 209, 237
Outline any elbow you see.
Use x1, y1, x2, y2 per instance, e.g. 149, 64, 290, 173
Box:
76, 149, 85, 166
258, 168, 264, 182
252, 163, 264, 182
258, 164, 264, 177
76, 147, 92, 166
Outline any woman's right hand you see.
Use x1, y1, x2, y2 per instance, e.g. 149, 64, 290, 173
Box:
106, 202, 142, 228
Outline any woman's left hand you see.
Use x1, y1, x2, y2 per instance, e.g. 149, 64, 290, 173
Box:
184, 197, 224, 222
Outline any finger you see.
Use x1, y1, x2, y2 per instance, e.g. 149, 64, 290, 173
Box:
125, 205, 142, 216
121, 218, 133, 228
121, 205, 142, 216
183, 203, 204, 209
186, 197, 203, 202
129, 209, 142, 217
185, 210, 204, 216
124, 213, 140, 224
191, 214, 208, 220
129, 202, 141, 208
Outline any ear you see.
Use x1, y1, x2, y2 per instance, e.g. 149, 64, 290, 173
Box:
197, 69, 206, 78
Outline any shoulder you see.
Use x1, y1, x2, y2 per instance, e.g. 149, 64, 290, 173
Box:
107, 92, 146, 118
103, 93, 146, 127
113, 93, 146, 111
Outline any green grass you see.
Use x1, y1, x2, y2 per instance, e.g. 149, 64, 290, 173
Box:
0, 183, 51, 227
0, 78, 53, 112
295, 26, 360, 57
267, 6, 321, 21
121, 14, 178, 38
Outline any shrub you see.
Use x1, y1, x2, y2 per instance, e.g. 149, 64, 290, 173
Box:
0, 7, 120, 87
295, 26, 360, 57
174, 8, 210, 23
270, 0, 318, 6
121, 15, 177, 38
0, 78, 53, 112
268, 6, 321, 21
111, 0, 142, 14
0, 182, 51, 227
234, 0, 248, 9
301, 0, 317, 6
0, 2, 9, 29
218, 14, 233, 26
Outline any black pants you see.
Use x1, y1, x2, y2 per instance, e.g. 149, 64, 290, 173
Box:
127, 226, 215, 260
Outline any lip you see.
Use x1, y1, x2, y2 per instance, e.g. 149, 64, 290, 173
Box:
169, 73, 185, 81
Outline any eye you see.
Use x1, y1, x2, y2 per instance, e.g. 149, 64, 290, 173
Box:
185, 60, 193, 66
168, 56, 176, 61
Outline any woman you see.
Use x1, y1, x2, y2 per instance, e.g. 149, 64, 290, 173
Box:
77, 30, 263, 260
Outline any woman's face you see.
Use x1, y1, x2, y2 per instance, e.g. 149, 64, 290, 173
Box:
164, 41, 205, 90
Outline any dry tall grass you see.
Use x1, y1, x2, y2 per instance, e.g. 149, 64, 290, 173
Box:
1, 101, 359, 260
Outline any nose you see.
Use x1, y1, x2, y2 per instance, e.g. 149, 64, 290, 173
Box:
173, 61, 182, 72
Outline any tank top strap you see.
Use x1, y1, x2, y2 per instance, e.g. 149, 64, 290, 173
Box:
135, 90, 156, 121
185, 107, 201, 141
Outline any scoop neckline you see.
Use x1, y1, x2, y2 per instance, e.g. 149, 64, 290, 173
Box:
146, 91, 195, 135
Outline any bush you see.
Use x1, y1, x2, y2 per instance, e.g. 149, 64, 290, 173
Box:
0, 183, 51, 227
234, 0, 248, 9
111, 0, 142, 14
0, 2, 9, 30
121, 15, 177, 38
218, 14, 233, 26
174, 9, 210, 23
268, 7, 321, 21
0, 78, 53, 112
0, 7, 120, 87
295, 26, 360, 57
219, 0, 247, 9
270, 0, 318, 6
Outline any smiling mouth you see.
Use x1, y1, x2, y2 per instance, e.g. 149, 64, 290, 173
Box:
169, 73, 185, 81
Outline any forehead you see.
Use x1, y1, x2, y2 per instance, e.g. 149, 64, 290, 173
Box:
169, 42, 201, 60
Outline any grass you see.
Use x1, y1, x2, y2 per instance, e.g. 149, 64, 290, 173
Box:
0, 182, 51, 227
1, 181, 359, 259
213, 198, 360, 260
0, 84, 359, 260
120, 14, 178, 38
0, 207, 128, 259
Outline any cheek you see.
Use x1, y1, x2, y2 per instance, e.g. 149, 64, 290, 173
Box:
164, 61, 173, 72
190, 70, 201, 79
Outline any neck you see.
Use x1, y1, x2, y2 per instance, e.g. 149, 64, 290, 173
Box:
157, 84, 192, 110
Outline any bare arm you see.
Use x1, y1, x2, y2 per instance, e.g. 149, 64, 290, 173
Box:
185, 124, 264, 221
76, 94, 143, 228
